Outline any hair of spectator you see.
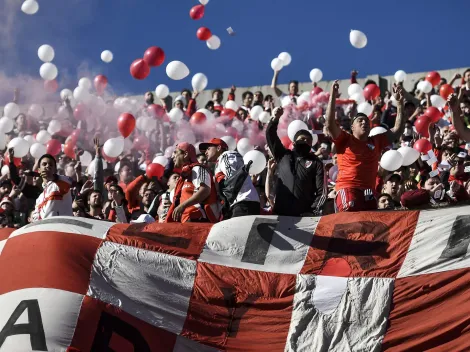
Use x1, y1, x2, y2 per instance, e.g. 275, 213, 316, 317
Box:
38, 154, 57, 169
242, 91, 253, 100
464, 69, 470, 77
289, 80, 299, 86
181, 88, 191, 96
212, 88, 223, 96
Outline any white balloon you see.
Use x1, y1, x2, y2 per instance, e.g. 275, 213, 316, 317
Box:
350, 92, 365, 104
38, 45, 55, 63
153, 155, 168, 167
225, 100, 238, 112
431, 95, 446, 109
309, 68, 323, 83
8, 137, 29, 158
398, 146, 420, 166
243, 150, 267, 175
81, 151, 93, 167
196, 108, 214, 121
271, 58, 283, 72
394, 70, 407, 83
60, 89, 73, 101
103, 137, 124, 158
278, 52, 292, 66
164, 146, 175, 158
73, 86, 90, 103
87, 158, 107, 176
348, 83, 363, 97
380, 150, 403, 171
48, 120, 62, 134
101, 50, 113, 63
0, 117, 13, 133
309, 132, 319, 146
56, 105, 69, 120
30, 143, 47, 159
0, 134, 7, 150
191, 73, 208, 92
350, 29, 368, 49
166, 61, 190, 80
168, 108, 184, 123
1, 165, 9, 177
40, 63, 58, 80
28, 104, 43, 119
288, 120, 309, 142
369, 126, 387, 137
281, 96, 293, 107
206, 35, 221, 50
142, 116, 157, 131
78, 77, 92, 90
24, 135, 36, 145
390, 95, 398, 107
259, 111, 271, 124
4, 102, 20, 118
237, 138, 254, 156
21, 0, 39, 15
155, 84, 169, 99
357, 102, 373, 116
221, 136, 236, 151
418, 80, 432, 94
199, 0, 209, 4
250, 106, 263, 121
36, 130, 52, 144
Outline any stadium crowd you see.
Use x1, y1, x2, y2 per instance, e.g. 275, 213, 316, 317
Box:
1, 68, 470, 227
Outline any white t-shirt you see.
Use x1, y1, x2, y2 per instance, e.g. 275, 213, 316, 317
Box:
215, 151, 259, 206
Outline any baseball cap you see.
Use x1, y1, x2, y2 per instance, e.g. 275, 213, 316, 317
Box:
351, 112, 369, 124
0, 197, 14, 208
176, 142, 197, 163
105, 176, 118, 185
199, 138, 229, 152
384, 173, 402, 183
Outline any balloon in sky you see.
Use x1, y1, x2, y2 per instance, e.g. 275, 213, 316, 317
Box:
206, 35, 221, 50
38, 45, 55, 63
309, 68, 323, 83
166, 61, 190, 80
101, 50, 113, 63
155, 84, 169, 99
271, 58, 283, 72
44, 80, 58, 93
143, 46, 165, 67
40, 63, 58, 80
130, 59, 150, 80
199, 0, 209, 4
350, 29, 368, 49
94, 75, 108, 95
190, 4, 205, 20
118, 113, 136, 138
394, 70, 407, 83
21, 0, 39, 15
278, 52, 292, 66
197, 27, 212, 41
426, 71, 441, 87
191, 73, 208, 92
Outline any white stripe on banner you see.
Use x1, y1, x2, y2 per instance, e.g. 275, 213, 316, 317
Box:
198, 216, 318, 274
87, 242, 196, 335
398, 205, 470, 278
0, 288, 84, 352
10, 216, 114, 240
285, 275, 394, 352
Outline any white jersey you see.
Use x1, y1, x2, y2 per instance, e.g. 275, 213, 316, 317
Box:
215, 151, 260, 206
32, 175, 73, 221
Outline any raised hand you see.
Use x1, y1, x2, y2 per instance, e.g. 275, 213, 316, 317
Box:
330, 80, 340, 99
271, 107, 284, 122
447, 93, 459, 111
93, 137, 101, 156
393, 84, 404, 104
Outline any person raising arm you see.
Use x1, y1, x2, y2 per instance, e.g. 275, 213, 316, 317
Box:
448, 91, 470, 142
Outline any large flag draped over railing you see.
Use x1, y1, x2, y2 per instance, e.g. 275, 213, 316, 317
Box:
0, 206, 470, 351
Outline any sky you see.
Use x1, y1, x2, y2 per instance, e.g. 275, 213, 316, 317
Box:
0, 0, 469, 103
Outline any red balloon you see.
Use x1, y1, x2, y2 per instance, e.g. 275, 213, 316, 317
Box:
281, 136, 291, 149
439, 84, 454, 99
4, 154, 21, 167
94, 75, 108, 95
46, 139, 62, 156
425, 107, 442, 123
311, 86, 323, 95
189, 4, 205, 20
190, 112, 207, 125
363, 84, 381, 101
148, 104, 165, 119
117, 113, 136, 138
197, 27, 212, 41
146, 163, 164, 179
414, 116, 431, 137
133, 135, 149, 150
143, 46, 165, 67
63, 142, 76, 159
426, 71, 441, 87
44, 80, 58, 93
73, 103, 88, 121
413, 138, 432, 154
130, 59, 150, 80
221, 108, 236, 119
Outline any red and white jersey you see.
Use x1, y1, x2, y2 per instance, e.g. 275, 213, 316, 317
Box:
32, 175, 73, 221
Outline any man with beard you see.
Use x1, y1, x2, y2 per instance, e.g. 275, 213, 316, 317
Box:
87, 190, 104, 220
326, 81, 405, 212
266, 107, 326, 216
382, 173, 403, 207
130, 188, 158, 221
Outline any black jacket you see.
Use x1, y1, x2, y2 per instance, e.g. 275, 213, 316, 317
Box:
266, 120, 326, 216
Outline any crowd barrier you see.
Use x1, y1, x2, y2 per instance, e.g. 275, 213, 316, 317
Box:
0, 206, 470, 351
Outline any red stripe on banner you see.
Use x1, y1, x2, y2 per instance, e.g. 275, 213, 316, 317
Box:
0, 228, 14, 242
301, 210, 419, 278
106, 222, 212, 260
382, 268, 470, 351
0, 231, 102, 295
70, 296, 178, 352
181, 262, 296, 351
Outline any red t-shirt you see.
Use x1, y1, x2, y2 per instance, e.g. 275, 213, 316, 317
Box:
333, 130, 390, 191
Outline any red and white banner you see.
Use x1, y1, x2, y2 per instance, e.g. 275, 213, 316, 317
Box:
0, 206, 470, 351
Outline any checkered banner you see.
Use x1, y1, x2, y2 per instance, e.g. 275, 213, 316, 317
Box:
1, 206, 470, 351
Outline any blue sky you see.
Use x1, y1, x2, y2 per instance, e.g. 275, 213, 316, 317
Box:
1, 0, 469, 100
